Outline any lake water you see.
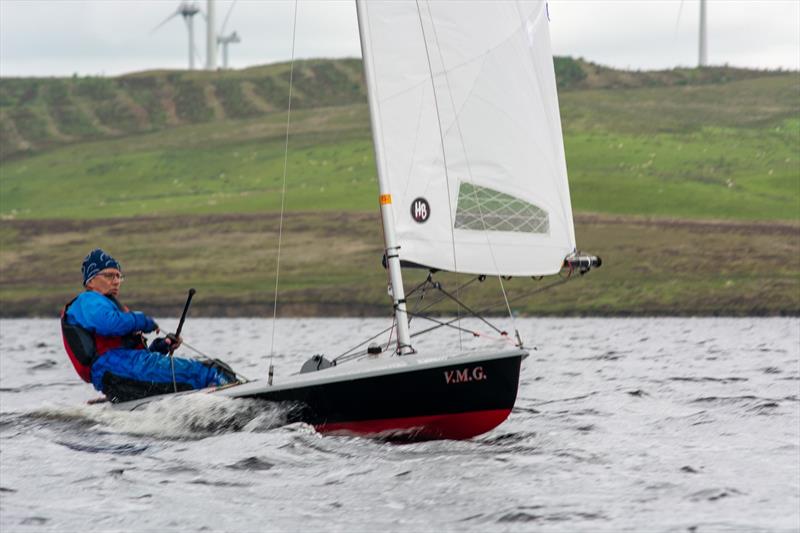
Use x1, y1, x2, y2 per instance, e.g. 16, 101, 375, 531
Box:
1, 317, 798, 532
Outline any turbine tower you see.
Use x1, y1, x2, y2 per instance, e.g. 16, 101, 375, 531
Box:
218, 32, 241, 69
151, 2, 201, 70
206, 0, 217, 70
698, 0, 707, 67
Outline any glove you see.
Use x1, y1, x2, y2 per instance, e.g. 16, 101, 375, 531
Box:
149, 337, 170, 354
149, 333, 181, 354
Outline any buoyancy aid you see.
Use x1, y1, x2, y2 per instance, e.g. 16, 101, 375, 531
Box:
61, 294, 146, 383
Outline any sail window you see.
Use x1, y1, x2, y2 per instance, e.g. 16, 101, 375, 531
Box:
454, 182, 549, 234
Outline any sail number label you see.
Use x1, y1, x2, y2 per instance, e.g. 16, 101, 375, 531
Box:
444, 366, 487, 385
411, 198, 430, 223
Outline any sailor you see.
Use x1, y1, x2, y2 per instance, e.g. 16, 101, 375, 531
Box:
61, 248, 236, 402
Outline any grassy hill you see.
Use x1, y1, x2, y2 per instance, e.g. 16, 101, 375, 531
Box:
0, 59, 366, 160
0, 58, 798, 317
1, 57, 793, 158
1, 58, 797, 221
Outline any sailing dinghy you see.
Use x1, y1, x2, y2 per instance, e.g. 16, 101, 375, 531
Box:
116, 0, 600, 441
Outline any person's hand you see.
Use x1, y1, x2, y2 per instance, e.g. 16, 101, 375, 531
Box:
148, 333, 181, 354
165, 333, 182, 351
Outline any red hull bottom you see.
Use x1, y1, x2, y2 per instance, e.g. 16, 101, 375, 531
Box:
315, 408, 512, 441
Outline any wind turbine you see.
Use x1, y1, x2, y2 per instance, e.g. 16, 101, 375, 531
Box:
206, 0, 217, 70
151, 2, 201, 70
674, 0, 709, 67
217, 0, 241, 69
698, 0, 707, 67
218, 32, 241, 69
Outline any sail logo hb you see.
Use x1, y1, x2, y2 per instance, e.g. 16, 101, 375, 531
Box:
411, 198, 430, 223
444, 366, 487, 384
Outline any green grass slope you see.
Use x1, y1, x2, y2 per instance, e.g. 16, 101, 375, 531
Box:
0, 59, 366, 160
1, 106, 375, 218
1, 65, 798, 221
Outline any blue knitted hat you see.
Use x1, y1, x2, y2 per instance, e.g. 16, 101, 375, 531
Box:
82, 248, 121, 286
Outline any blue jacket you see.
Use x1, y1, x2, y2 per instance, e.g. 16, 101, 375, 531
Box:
64, 291, 157, 336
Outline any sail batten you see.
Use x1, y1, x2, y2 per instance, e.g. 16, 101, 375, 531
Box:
360, 0, 575, 276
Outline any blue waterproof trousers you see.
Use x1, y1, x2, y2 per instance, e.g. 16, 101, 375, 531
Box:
91, 348, 228, 397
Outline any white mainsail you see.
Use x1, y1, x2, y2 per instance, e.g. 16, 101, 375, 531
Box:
358, 0, 575, 277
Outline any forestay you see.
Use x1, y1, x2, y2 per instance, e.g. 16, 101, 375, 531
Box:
359, 0, 576, 276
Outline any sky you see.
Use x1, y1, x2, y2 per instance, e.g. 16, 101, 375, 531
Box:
0, 0, 798, 77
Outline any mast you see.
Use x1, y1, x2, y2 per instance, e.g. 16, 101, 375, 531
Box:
355, 0, 414, 355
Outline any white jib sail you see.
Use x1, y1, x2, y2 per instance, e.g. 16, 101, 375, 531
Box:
359, 0, 576, 277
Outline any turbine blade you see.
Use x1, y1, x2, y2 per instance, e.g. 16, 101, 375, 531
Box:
150, 10, 181, 34
219, 0, 238, 36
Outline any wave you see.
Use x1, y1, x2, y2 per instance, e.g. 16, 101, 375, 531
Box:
668, 376, 749, 383
689, 395, 798, 416
691, 395, 798, 405
495, 508, 608, 524
22, 394, 293, 440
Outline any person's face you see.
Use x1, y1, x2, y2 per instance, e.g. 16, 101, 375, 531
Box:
86, 268, 123, 297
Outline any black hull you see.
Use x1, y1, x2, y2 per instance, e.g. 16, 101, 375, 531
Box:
233, 351, 525, 440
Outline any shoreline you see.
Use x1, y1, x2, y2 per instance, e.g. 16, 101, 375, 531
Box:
2, 303, 797, 319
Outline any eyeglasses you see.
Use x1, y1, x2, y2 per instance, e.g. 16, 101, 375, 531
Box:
96, 272, 125, 282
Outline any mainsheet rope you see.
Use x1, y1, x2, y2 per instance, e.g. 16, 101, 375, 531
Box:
268, 0, 299, 382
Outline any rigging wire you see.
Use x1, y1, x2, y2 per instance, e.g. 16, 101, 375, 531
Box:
180, 339, 213, 359
332, 270, 576, 366
408, 274, 573, 342
333, 324, 395, 363
405, 311, 482, 338
385, 313, 396, 351
268, 0, 299, 382
407, 274, 482, 315
335, 274, 469, 364
181, 340, 252, 383
432, 284, 507, 336
421, 0, 520, 345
